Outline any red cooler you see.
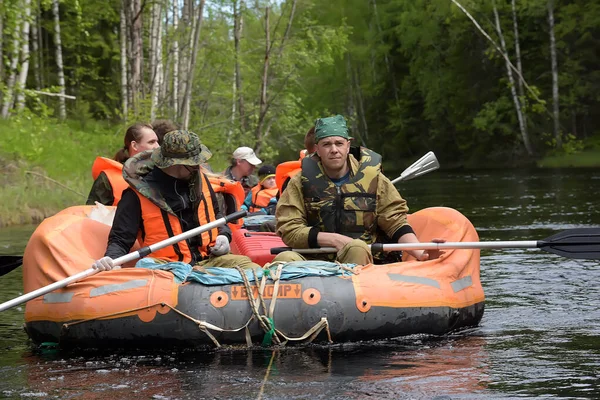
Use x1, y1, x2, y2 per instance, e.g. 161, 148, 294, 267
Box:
230, 229, 285, 266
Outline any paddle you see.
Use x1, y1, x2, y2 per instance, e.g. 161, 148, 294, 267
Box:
0, 210, 247, 313
269, 228, 600, 260
0, 256, 23, 276
391, 151, 440, 184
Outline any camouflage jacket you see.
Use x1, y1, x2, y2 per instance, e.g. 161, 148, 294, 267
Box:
275, 152, 412, 249
122, 151, 229, 235
301, 147, 380, 243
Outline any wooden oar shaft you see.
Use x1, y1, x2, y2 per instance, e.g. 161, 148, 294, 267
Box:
0, 210, 246, 313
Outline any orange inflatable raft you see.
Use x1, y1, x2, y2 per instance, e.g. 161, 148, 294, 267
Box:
22, 206, 484, 349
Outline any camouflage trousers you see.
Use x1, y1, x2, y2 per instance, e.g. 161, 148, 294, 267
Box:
271, 238, 373, 265
193, 254, 261, 270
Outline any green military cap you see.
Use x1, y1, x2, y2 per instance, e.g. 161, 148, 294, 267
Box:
314, 115, 353, 143
151, 130, 212, 168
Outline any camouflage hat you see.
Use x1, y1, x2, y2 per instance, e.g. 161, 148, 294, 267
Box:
151, 130, 212, 168
314, 115, 353, 143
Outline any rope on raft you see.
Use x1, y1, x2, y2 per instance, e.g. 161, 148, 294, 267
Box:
60, 263, 333, 348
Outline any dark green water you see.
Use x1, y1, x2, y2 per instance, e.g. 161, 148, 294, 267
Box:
1, 169, 599, 399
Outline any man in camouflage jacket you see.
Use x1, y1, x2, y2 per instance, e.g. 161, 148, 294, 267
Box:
274, 115, 436, 265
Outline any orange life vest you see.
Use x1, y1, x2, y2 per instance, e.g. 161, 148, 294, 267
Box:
209, 176, 245, 231
91, 157, 129, 205
248, 186, 279, 212
133, 175, 218, 264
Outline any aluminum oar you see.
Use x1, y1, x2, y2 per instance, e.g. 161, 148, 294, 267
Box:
0, 210, 247, 312
270, 228, 600, 260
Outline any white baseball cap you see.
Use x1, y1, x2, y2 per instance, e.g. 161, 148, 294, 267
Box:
233, 146, 262, 166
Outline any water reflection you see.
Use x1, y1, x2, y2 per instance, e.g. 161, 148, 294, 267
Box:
6, 334, 493, 399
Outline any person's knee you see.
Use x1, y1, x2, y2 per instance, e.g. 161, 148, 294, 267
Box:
272, 251, 305, 263
338, 239, 372, 264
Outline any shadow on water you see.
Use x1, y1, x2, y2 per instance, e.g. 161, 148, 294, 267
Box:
1, 169, 600, 399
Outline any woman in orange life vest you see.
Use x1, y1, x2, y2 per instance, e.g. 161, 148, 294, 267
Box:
242, 165, 278, 215
86, 121, 177, 206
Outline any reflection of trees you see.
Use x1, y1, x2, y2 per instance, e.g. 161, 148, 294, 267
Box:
17, 334, 489, 399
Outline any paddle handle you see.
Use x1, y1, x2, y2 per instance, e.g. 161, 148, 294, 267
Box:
0, 210, 247, 313
270, 240, 541, 255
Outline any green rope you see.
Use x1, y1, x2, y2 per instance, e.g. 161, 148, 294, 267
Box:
261, 317, 275, 347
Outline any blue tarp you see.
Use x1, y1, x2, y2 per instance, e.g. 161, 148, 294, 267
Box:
136, 258, 357, 286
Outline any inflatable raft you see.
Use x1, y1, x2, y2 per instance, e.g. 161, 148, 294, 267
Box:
22, 205, 484, 349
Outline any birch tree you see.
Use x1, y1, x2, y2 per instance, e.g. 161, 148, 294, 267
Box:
254, 4, 270, 154
492, 0, 532, 155
547, 0, 561, 148
129, 0, 143, 115
52, 0, 66, 119
14, 0, 31, 111
120, 0, 128, 117
30, 2, 41, 90
172, 0, 179, 117
1, 7, 22, 118
149, 0, 163, 120
181, 0, 206, 130
233, 0, 246, 132
0, 3, 4, 81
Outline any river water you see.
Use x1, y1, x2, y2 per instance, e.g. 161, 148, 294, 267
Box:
0, 169, 599, 399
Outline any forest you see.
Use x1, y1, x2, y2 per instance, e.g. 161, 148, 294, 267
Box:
1, 0, 599, 169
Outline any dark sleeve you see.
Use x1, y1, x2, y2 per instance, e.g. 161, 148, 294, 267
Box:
206, 176, 232, 241
105, 188, 142, 259
391, 225, 416, 243
86, 172, 115, 206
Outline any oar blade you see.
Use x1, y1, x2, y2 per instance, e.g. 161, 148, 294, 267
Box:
540, 228, 600, 260
0, 256, 23, 276
392, 151, 440, 184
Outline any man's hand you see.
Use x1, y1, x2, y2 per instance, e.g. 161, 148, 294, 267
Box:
210, 235, 230, 256
92, 256, 116, 271
414, 238, 446, 261
317, 232, 353, 252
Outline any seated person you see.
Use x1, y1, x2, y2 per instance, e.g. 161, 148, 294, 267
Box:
87, 123, 159, 206
273, 115, 442, 266
224, 146, 262, 195
92, 130, 261, 272
241, 165, 278, 215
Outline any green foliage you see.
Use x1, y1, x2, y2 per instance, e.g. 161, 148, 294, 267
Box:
2, 0, 600, 172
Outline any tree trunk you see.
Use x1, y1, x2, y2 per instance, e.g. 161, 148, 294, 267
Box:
181, 0, 205, 130
120, 0, 128, 118
371, 0, 399, 104
254, 5, 270, 153
51, 0, 66, 119
345, 53, 358, 140
493, 1, 532, 155
276, 0, 296, 59
510, 0, 527, 131
149, 0, 163, 120
353, 65, 368, 145
0, 5, 4, 81
547, 0, 561, 148
30, 3, 41, 90
15, 0, 32, 111
178, 0, 192, 118
233, 0, 246, 131
1, 8, 23, 118
172, 0, 179, 118
130, 0, 143, 115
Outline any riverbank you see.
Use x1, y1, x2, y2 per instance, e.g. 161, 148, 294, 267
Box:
1, 116, 599, 228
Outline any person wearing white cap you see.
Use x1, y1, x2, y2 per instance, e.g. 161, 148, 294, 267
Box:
224, 146, 262, 195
